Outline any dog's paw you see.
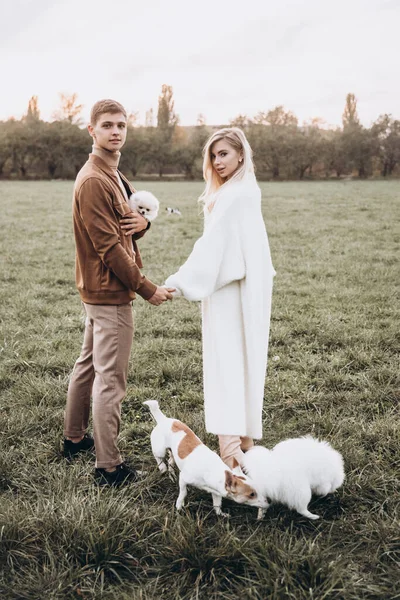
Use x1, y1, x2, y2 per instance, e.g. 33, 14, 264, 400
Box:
214, 508, 230, 518
168, 469, 177, 482
308, 514, 320, 520
299, 510, 320, 520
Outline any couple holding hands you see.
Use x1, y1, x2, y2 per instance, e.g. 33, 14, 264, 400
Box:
63, 99, 275, 487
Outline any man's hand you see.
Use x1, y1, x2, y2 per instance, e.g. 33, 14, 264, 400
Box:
147, 286, 175, 306
120, 211, 148, 236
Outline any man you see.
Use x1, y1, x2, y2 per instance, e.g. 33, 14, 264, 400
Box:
63, 99, 173, 486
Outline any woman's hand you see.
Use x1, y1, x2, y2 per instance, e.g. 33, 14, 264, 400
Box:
120, 211, 148, 236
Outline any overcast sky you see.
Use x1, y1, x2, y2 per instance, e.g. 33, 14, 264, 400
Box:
1, 0, 399, 127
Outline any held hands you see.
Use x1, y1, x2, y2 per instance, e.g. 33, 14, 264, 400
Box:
120, 211, 148, 235
166, 287, 182, 298
161, 284, 182, 299
148, 286, 176, 306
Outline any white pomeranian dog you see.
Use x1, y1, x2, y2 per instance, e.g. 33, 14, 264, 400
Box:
242, 435, 345, 520
128, 191, 159, 222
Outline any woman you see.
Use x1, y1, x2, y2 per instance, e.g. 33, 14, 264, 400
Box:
165, 128, 275, 469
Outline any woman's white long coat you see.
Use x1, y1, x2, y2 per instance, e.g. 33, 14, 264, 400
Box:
165, 178, 275, 439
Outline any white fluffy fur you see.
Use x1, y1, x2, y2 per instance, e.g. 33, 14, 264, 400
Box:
129, 191, 159, 221
242, 435, 345, 520
143, 400, 268, 516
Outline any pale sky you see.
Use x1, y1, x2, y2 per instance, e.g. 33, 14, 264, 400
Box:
1, 0, 399, 127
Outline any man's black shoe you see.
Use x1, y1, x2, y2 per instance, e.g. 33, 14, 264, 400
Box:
94, 462, 138, 487
63, 434, 95, 459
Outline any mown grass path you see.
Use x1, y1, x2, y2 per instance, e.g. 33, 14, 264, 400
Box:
0, 180, 399, 599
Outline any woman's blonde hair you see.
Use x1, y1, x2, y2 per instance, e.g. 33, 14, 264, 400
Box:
199, 127, 255, 203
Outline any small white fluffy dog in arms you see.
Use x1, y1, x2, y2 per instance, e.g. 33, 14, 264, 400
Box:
143, 401, 268, 516
128, 191, 159, 222
242, 435, 345, 520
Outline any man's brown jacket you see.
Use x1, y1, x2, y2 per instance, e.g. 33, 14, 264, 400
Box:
73, 154, 157, 305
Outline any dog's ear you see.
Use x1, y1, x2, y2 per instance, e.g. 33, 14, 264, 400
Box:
231, 458, 247, 479
225, 470, 235, 491
232, 458, 241, 474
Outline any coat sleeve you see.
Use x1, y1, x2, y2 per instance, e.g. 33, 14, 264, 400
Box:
165, 188, 246, 301
78, 177, 157, 300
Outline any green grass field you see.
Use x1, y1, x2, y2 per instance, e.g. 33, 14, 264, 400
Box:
0, 180, 399, 599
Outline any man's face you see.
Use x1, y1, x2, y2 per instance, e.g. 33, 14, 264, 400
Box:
88, 112, 127, 152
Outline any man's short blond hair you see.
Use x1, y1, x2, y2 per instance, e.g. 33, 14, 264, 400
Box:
90, 99, 127, 125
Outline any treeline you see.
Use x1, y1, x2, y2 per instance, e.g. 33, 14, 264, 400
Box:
1, 89, 399, 180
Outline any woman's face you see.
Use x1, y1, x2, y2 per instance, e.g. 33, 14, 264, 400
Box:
210, 139, 242, 179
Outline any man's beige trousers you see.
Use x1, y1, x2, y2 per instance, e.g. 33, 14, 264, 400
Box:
64, 303, 133, 469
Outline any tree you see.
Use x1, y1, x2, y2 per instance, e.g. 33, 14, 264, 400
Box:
153, 85, 179, 177
196, 113, 207, 126
342, 93, 360, 129
174, 124, 210, 179
323, 129, 348, 178
157, 84, 178, 130
250, 106, 298, 178
341, 94, 372, 178
256, 106, 298, 128
0, 121, 13, 177
8, 120, 37, 177
121, 126, 152, 177
24, 96, 41, 124
52, 93, 83, 125
371, 114, 400, 176
289, 123, 324, 179
230, 114, 252, 129
37, 121, 63, 178
145, 108, 154, 127
342, 126, 373, 178
127, 111, 139, 127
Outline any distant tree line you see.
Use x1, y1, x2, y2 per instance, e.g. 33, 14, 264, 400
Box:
1, 89, 399, 180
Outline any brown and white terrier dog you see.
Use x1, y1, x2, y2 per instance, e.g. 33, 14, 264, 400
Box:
143, 401, 268, 517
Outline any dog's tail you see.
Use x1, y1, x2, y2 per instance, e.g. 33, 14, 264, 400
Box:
143, 400, 167, 424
